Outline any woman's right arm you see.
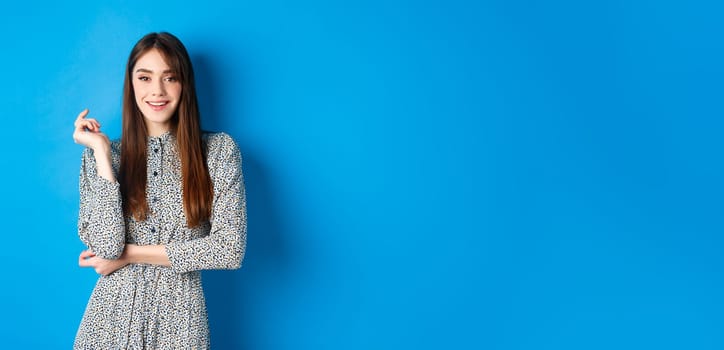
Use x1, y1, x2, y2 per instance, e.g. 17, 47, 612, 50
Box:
74, 109, 126, 259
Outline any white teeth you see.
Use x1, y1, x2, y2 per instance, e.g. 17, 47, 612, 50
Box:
148, 102, 168, 106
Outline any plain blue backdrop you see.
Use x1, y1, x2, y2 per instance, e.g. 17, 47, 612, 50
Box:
1, 0, 723, 348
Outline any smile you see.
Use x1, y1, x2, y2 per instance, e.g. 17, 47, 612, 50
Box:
146, 101, 170, 111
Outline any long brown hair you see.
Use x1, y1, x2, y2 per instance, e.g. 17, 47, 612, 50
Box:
119, 32, 212, 227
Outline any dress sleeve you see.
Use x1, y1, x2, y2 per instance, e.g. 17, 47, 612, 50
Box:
165, 135, 247, 273
77, 148, 126, 259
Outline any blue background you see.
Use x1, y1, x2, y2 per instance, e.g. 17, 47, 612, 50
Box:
1, 0, 723, 348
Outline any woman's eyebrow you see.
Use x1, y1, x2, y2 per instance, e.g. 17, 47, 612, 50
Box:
134, 68, 175, 74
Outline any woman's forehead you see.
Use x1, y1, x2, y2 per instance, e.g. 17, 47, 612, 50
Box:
134, 48, 177, 73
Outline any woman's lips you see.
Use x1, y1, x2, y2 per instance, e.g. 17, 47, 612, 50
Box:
146, 101, 169, 111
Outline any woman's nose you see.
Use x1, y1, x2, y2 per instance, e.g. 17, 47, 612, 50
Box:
152, 81, 166, 96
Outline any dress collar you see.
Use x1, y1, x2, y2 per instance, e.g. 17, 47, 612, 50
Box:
148, 131, 173, 144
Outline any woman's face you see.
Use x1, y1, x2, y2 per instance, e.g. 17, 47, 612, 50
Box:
132, 48, 182, 136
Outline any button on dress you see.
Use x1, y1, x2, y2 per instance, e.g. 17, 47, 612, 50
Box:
74, 132, 246, 349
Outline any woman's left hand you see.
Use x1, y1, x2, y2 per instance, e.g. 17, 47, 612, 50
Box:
78, 249, 128, 276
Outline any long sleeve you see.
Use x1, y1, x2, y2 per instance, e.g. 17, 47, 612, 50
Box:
77, 147, 126, 259
165, 134, 247, 273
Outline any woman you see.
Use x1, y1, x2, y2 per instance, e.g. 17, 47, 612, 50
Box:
72, 32, 246, 349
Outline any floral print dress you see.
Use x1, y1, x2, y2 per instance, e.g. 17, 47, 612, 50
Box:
74, 132, 246, 349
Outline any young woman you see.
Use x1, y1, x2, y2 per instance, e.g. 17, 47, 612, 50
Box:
72, 32, 246, 349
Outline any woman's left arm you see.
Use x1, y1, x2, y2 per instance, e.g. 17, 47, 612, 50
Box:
164, 135, 247, 273
78, 244, 170, 275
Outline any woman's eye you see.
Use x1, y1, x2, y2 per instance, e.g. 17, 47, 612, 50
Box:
165, 76, 177, 82
138, 76, 150, 81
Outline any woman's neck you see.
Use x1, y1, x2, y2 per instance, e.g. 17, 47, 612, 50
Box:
146, 123, 171, 137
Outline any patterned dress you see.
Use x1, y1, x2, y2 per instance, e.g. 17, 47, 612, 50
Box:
74, 132, 246, 350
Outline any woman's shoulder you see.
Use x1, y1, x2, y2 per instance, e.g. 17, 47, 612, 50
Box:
203, 132, 242, 176
110, 139, 122, 153
203, 131, 240, 156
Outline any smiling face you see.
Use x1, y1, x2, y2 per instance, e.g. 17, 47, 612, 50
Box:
132, 48, 182, 136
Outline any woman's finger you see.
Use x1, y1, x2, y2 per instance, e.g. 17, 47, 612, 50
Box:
74, 109, 89, 128
91, 121, 101, 131
82, 119, 97, 126
76, 120, 98, 133
75, 109, 89, 121
79, 256, 93, 267
79, 250, 96, 263
75, 119, 92, 131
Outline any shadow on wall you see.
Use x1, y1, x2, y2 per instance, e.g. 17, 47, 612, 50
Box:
193, 54, 292, 349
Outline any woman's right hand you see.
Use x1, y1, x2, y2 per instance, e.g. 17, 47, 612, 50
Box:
73, 109, 110, 151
